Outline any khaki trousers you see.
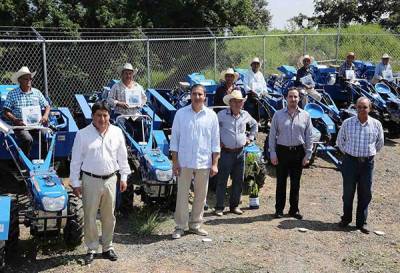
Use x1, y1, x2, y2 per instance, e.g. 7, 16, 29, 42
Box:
82, 173, 117, 253
174, 168, 209, 230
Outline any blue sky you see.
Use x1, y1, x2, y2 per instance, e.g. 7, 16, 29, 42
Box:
268, 0, 315, 29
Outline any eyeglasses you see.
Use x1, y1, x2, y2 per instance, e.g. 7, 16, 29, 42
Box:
357, 106, 368, 109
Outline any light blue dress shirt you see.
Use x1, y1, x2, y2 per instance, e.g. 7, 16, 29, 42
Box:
170, 105, 220, 169
374, 62, 393, 81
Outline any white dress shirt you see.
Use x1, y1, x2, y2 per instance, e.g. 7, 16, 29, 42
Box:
69, 123, 131, 187
243, 69, 268, 94
107, 81, 147, 115
170, 105, 220, 169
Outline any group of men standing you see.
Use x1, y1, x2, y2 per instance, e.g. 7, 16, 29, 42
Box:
3, 53, 386, 265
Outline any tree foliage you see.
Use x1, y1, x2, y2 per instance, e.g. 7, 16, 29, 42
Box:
0, 0, 271, 29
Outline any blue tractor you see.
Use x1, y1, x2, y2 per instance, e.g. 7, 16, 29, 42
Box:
75, 82, 176, 211
0, 85, 83, 254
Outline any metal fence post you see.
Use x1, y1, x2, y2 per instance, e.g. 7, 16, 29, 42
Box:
31, 27, 49, 97
146, 39, 150, 88
214, 37, 217, 81
335, 16, 342, 64
303, 35, 307, 55
263, 36, 266, 74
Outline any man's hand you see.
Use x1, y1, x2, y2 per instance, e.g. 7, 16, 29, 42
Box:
120, 181, 127, 192
302, 157, 310, 167
13, 119, 25, 126
245, 138, 252, 146
271, 156, 278, 166
210, 164, 218, 177
72, 187, 82, 198
40, 114, 49, 125
117, 101, 130, 109
172, 162, 181, 177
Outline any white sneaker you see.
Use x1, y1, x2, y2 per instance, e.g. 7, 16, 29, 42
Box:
172, 229, 184, 239
189, 227, 208, 236
214, 209, 223, 216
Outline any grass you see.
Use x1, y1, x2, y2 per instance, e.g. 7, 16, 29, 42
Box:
127, 207, 169, 236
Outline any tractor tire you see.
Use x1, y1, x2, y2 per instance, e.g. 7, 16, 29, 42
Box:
63, 191, 84, 247
0, 162, 26, 195
0, 196, 20, 268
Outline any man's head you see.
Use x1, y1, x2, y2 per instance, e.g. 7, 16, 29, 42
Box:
119, 63, 138, 85
223, 89, 246, 114
346, 52, 355, 63
11, 66, 36, 92
286, 88, 300, 109
302, 55, 311, 67
222, 68, 239, 85
190, 84, 206, 109
91, 101, 111, 132
356, 97, 371, 118
251, 57, 261, 73
382, 53, 390, 65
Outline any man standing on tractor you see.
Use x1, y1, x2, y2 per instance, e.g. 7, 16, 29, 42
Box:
70, 101, 131, 264
3, 66, 50, 156
213, 68, 241, 108
214, 90, 258, 216
338, 52, 358, 106
170, 84, 220, 239
243, 57, 268, 120
268, 87, 313, 220
336, 97, 384, 234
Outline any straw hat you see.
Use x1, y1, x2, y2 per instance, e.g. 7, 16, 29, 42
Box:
118, 63, 138, 75
220, 68, 239, 82
347, 52, 355, 58
223, 89, 247, 105
251, 57, 261, 65
302, 54, 312, 62
381, 53, 391, 59
11, 66, 36, 84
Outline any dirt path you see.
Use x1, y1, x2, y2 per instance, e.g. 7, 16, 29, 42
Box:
5, 139, 400, 273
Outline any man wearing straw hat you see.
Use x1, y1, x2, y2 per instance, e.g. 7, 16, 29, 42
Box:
214, 68, 241, 108
243, 57, 267, 119
295, 54, 322, 104
372, 53, 394, 84
338, 52, 357, 80
3, 66, 50, 155
214, 90, 258, 216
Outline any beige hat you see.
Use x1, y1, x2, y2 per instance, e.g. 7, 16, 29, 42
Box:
220, 68, 239, 82
118, 63, 138, 75
382, 53, 391, 59
11, 66, 36, 84
302, 54, 312, 61
223, 89, 247, 105
347, 52, 355, 58
251, 57, 261, 65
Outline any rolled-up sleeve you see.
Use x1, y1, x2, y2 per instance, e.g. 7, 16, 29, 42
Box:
243, 72, 251, 93
375, 121, 384, 152
170, 111, 180, 152
247, 112, 258, 140
268, 113, 278, 159
69, 131, 83, 188
336, 121, 347, 153
211, 113, 221, 153
107, 84, 118, 108
117, 129, 131, 181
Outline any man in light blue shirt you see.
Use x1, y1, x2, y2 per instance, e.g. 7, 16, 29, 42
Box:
170, 84, 220, 239
372, 53, 393, 84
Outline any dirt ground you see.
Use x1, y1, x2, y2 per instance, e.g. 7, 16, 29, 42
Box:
4, 137, 400, 273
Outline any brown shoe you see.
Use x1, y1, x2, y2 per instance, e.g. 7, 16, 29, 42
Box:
230, 207, 243, 215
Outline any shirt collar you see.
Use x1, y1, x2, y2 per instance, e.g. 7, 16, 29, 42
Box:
356, 115, 370, 126
226, 108, 243, 117
18, 87, 33, 94
284, 106, 300, 114
190, 104, 205, 114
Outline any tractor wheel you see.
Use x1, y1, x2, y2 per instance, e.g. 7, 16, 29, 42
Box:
63, 191, 84, 247
1, 196, 20, 268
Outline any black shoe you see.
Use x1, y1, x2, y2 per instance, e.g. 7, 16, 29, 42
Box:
102, 249, 118, 261
85, 252, 95, 265
274, 212, 284, 218
357, 225, 370, 234
338, 221, 350, 228
289, 212, 303, 220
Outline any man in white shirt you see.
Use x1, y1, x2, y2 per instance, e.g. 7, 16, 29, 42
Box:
70, 101, 131, 264
170, 84, 220, 239
372, 53, 393, 84
243, 57, 267, 120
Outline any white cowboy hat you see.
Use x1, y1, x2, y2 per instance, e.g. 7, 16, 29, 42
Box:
11, 66, 36, 84
381, 53, 391, 59
118, 63, 138, 75
302, 54, 312, 61
220, 68, 239, 82
347, 52, 355, 58
251, 57, 261, 65
223, 89, 247, 105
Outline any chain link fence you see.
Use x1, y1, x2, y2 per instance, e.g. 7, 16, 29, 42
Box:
0, 30, 399, 107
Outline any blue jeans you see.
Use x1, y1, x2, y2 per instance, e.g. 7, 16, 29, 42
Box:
215, 150, 245, 210
341, 154, 374, 227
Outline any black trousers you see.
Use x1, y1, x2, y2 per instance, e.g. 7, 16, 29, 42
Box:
275, 145, 305, 214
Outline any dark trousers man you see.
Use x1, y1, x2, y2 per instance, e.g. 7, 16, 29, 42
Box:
15, 129, 47, 157
341, 154, 374, 228
275, 145, 305, 215
215, 149, 245, 210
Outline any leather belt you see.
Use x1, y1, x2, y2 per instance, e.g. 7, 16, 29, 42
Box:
345, 153, 374, 163
277, 144, 304, 152
82, 171, 117, 180
222, 146, 244, 153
